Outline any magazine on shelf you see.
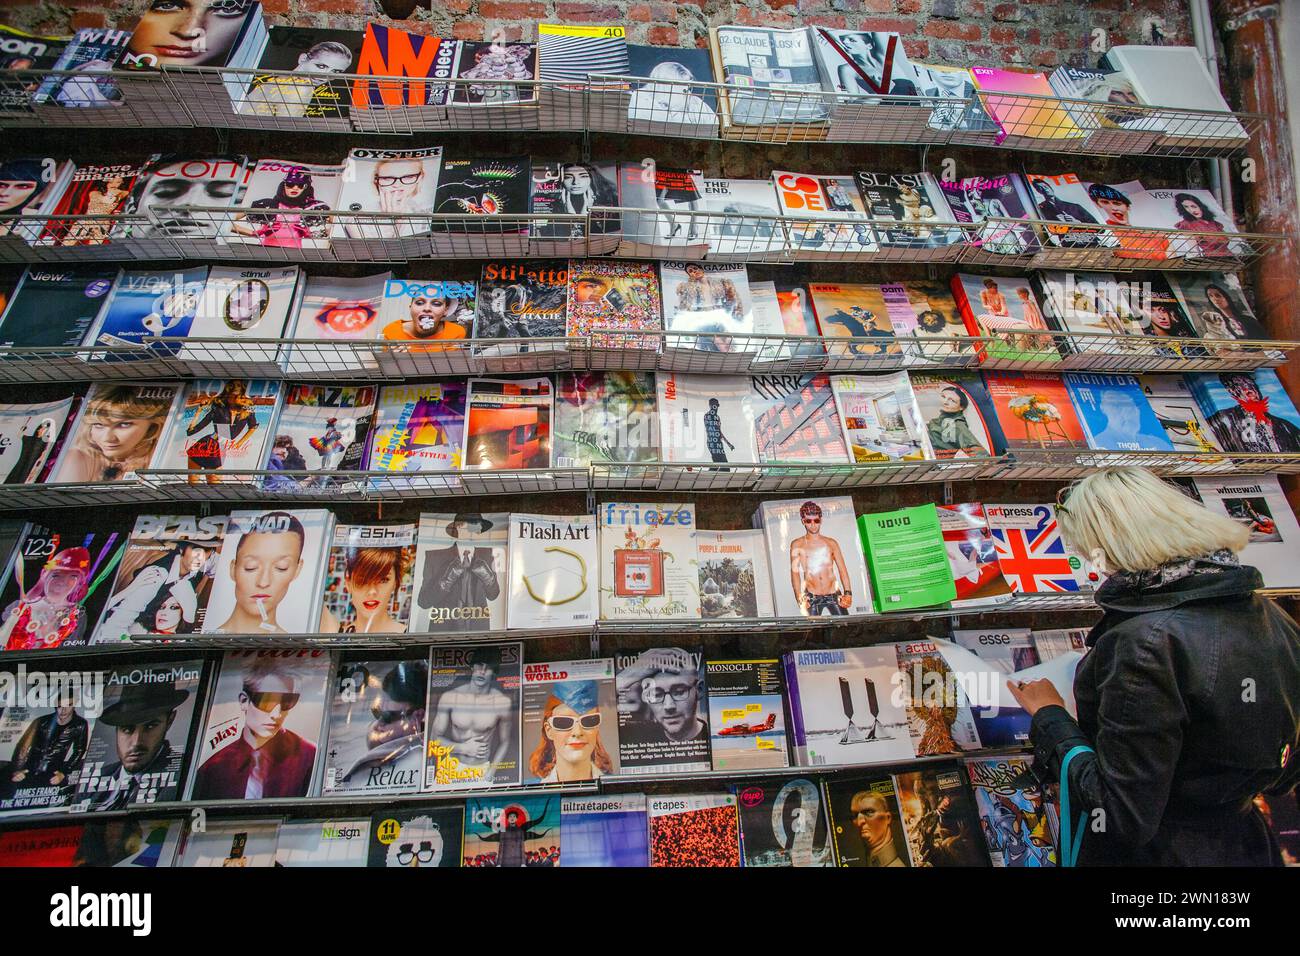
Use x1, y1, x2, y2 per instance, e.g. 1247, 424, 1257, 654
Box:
1034, 270, 1147, 352
648, 793, 740, 867
348, 23, 457, 118
1104, 180, 1246, 260
552, 371, 659, 468
829, 372, 931, 462
984, 503, 1092, 594
893, 639, 983, 754
410, 512, 509, 635
318, 524, 416, 635
239, 26, 364, 120
37, 161, 144, 247
367, 805, 464, 867
1100, 45, 1248, 148
565, 258, 662, 349
1187, 368, 1300, 454
177, 820, 282, 868
695, 530, 775, 619
709, 26, 827, 131
774, 170, 875, 255
321, 655, 427, 796
151, 378, 282, 477
463, 793, 561, 866
823, 774, 911, 866
733, 777, 832, 866
910, 371, 1007, 459
84, 267, 208, 358
660, 261, 755, 352
758, 496, 873, 617
462, 376, 552, 471
1136, 374, 1225, 455
983, 371, 1087, 450
0, 667, 98, 814
0, 156, 70, 242
223, 159, 342, 251
45, 383, 181, 484
273, 819, 370, 867
0, 398, 76, 486
692, 176, 786, 257
855, 171, 961, 248
0, 266, 115, 348
914, 62, 997, 132
951, 272, 1056, 364
858, 504, 956, 611
1025, 172, 1116, 248
1166, 273, 1268, 342
537, 23, 629, 86
449, 40, 538, 107
376, 276, 475, 351
179, 264, 300, 371
529, 162, 619, 241
423, 642, 523, 791
92, 513, 228, 644
507, 514, 598, 631
118, 0, 264, 72
939, 173, 1039, 255
656, 372, 759, 466
625, 44, 718, 131
937, 503, 1014, 607
1064, 373, 1174, 452
807, 282, 901, 357
894, 764, 990, 867
365, 381, 468, 476
706, 658, 789, 772
0, 818, 185, 867
599, 502, 700, 620
750, 373, 848, 464
969, 67, 1083, 143
284, 272, 390, 376
433, 156, 531, 230
69, 660, 205, 812
810, 28, 919, 99
1048, 64, 1163, 152
2, 27, 69, 110
965, 755, 1059, 866
952, 626, 1040, 674
560, 795, 649, 867
520, 657, 619, 784
200, 509, 334, 636
116, 154, 250, 241
626, 165, 711, 256
332, 147, 442, 253
186, 648, 333, 802
1191, 475, 1300, 588
260, 386, 375, 491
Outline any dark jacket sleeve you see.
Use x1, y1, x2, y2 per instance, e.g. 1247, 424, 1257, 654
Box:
1030, 623, 1188, 851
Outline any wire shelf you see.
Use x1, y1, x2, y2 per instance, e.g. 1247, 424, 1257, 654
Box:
998, 449, 1300, 480
0, 68, 1267, 159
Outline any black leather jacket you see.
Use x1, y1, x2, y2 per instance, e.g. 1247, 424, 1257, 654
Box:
1030, 564, 1300, 865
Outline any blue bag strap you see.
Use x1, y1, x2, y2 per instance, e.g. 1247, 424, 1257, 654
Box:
1058, 744, 1095, 868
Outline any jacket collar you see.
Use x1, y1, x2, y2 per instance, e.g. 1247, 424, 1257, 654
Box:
1087, 564, 1263, 645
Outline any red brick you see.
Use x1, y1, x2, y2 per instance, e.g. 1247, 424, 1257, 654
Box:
258, 0, 291, 15
734, 8, 797, 27
860, 17, 917, 34
646, 24, 679, 45
967, 1, 987, 15
1050, 31, 1073, 49
895, 0, 922, 12
1034, 49, 1061, 67
999, 45, 1023, 62
803, 14, 847, 28
307, 0, 373, 12
70, 11, 106, 29
992, 2, 1022, 20
452, 22, 484, 40
863, 0, 893, 11
1022, 28, 1042, 45
901, 38, 930, 60
481, 1, 546, 18
442, 0, 473, 12
769, 0, 802, 9
555, 2, 623, 21
989, 26, 1017, 45
923, 21, 982, 42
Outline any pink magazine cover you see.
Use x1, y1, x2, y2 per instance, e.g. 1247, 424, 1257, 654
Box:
969, 67, 1082, 144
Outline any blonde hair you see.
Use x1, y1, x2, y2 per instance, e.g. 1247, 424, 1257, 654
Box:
1056, 467, 1250, 573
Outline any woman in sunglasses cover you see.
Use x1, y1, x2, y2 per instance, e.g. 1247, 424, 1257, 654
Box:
528, 679, 616, 784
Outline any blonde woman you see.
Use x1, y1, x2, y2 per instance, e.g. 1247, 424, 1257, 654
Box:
1009, 467, 1300, 865
54, 385, 174, 482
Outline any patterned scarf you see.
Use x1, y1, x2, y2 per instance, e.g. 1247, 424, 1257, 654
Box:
1105, 549, 1240, 593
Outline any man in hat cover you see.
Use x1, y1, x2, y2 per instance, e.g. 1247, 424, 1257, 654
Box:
418, 513, 502, 633
84, 680, 190, 810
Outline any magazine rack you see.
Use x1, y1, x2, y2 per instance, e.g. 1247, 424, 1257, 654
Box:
0, 68, 1268, 159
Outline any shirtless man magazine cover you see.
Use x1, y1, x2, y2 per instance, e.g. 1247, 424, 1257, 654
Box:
423, 643, 522, 791
757, 496, 873, 617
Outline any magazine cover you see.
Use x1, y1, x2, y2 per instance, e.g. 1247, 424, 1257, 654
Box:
984, 503, 1089, 593
118, 0, 262, 70
378, 277, 476, 347
1109, 182, 1244, 259
25, 29, 110, 109
0, 398, 75, 485
759, 496, 873, 617
950, 272, 1055, 363
180, 265, 300, 364
969, 67, 1083, 143
888, 280, 970, 355
733, 777, 832, 867
462, 376, 552, 470
177, 820, 281, 868
1137, 374, 1224, 454
93, 513, 228, 643
423, 642, 523, 791
648, 793, 740, 867
1192, 475, 1300, 588
953, 627, 1040, 674
537, 22, 628, 84
410, 512, 509, 635
750, 374, 848, 463
711, 26, 826, 127
965, 755, 1059, 866
434, 157, 531, 224
463, 794, 562, 867
808, 282, 900, 356
0, 670, 96, 814
118, 155, 249, 240
69, 660, 205, 811
333, 147, 441, 240
274, 819, 370, 867
530, 163, 618, 240
1167, 273, 1268, 342
87, 267, 208, 354
695, 529, 775, 619
824, 774, 911, 867
350, 23, 457, 111
615, 646, 711, 774
321, 656, 427, 796
475, 260, 567, 342
0, 267, 115, 349
241, 26, 364, 118
937, 503, 1014, 606
774, 171, 875, 253
910, 371, 1006, 458
811, 27, 917, 96
855, 171, 960, 248
42, 383, 177, 483
565, 259, 662, 348
1188, 369, 1300, 454
225, 159, 342, 250
285, 272, 390, 375
1036, 270, 1147, 348
521, 657, 619, 784
0, 523, 125, 651
38, 162, 143, 247
1136, 275, 1202, 352
319, 523, 416, 635
560, 795, 649, 867
365, 381, 468, 474
552, 371, 658, 467
0, 155, 67, 241
507, 514, 598, 630
915, 62, 997, 132
1031, 627, 1089, 660
656, 372, 759, 465
201, 509, 333, 635
367, 805, 464, 867
187, 648, 332, 802
450, 40, 537, 106
660, 261, 754, 350
1026, 172, 1114, 248
261, 384, 377, 491
939, 173, 1039, 254
784, 646, 914, 766
598, 502, 700, 620
1064, 373, 1174, 452
894, 639, 983, 754
706, 659, 789, 771
627, 44, 718, 127
152, 379, 282, 478
829, 372, 930, 462
894, 764, 989, 867
983, 371, 1088, 450
0, 818, 184, 867
693, 176, 785, 257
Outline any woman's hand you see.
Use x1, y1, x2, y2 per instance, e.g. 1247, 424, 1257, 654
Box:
1007, 678, 1066, 716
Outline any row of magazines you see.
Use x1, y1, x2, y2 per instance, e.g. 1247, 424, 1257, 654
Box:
0, 259, 1276, 361
0, 637, 1090, 855
3, 364, 1297, 486
0, 757, 1076, 868
0, 464, 1295, 653
1, 15, 1246, 148
0, 149, 1255, 259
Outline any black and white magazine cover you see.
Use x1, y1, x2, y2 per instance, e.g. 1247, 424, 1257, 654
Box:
333, 147, 442, 246
615, 646, 712, 775
712, 26, 827, 126
529, 162, 618, 239
321, 655, 428, 796
450, 40, 537, 106
809, 28, 920, 97
475, 260, 569, 349
693, 176, 786, 256
117, 154, 250, 240
626, 44, 718, 130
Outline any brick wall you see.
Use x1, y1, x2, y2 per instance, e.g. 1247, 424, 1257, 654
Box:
4, 0, 1192, 70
